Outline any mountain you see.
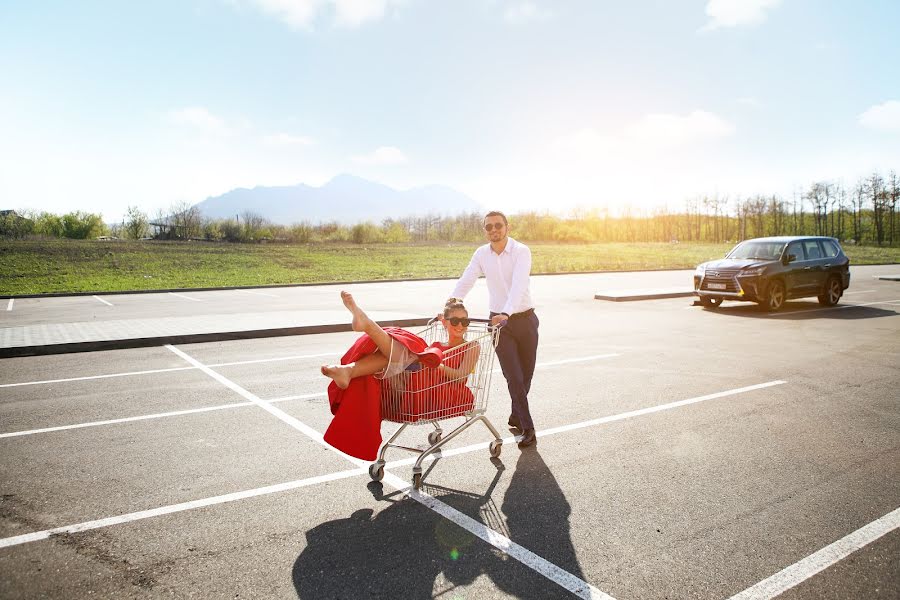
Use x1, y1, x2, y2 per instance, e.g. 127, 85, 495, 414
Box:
193, 174, 483, 224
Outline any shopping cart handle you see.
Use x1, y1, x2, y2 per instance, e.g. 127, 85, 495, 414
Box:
425, 316, 498, 326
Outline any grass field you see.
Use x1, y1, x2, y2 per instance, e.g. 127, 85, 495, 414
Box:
2, 239, 898, 295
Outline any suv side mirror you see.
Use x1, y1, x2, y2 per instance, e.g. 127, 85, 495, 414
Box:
783, 253, 796, 265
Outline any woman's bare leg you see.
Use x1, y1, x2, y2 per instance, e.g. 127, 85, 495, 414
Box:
321, 352, 389, 389
341, 291, 397, 359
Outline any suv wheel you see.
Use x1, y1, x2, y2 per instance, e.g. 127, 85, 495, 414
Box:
700, 296, 722, 308
818, 277, 842, 306
765, 280, 786, 312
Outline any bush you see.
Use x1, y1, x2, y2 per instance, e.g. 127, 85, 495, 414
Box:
351, 222, 383, 244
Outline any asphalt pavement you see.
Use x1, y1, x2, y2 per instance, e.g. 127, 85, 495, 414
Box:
1, 266, 899, 599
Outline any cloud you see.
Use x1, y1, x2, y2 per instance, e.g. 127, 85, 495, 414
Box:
262, 132, 315, 146
246, 0, 400, 29
858, 100, 900, 133
627, 110, 736, 147
503, 2, 553, 24
550, 129, 616, 159
352, 146, 408, 165
701, 0, 781, 31
167, 107, 231, 135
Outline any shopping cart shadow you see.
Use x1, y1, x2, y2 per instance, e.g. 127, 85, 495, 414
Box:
292, 450, 588, 599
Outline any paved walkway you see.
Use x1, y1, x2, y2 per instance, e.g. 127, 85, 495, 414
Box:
0, 309, 426, 357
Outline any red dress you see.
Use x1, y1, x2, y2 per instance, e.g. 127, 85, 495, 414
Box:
323, 328, 443, 461
381, 342, 475, 423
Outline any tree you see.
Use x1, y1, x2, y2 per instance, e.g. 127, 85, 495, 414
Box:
169, 201, 203, 239
240, 211, 268, 242
868, 172, 887, 245
61, 211, 106, 239
0, 210, 34, 239
888, 171, 899, 246
123, 205, 149, 240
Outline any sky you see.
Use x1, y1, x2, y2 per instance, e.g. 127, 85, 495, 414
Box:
1, 0, 899, 223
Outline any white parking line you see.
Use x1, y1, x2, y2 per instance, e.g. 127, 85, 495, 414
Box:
0, 351, 619, 440
236, 289, 279, 298
0, 466, 369, 550
728, 506, 900, 600
0, 353, 338, 388
164, 344, 614, 599
0, 393, 325, 439
166, 345, 333, 451
169, 292, 202, 302
92, 295, 113, 306
0, 378, 790, 594
842, 289, 875, 295
5, 299, 12, 311
0, 374, 791, 597
383, 380, 788, 468
390, 472, 614, 600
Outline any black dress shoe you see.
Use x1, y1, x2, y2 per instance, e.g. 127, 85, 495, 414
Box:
517, 428, 536, 448
508, 415, 522, 432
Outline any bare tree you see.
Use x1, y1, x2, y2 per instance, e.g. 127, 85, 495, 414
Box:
852, 179, 866, 243
868, 172, 886, 245
123, 205, 149, 240
240, 211, 268, 241
888, 170, 899, 246
169, 201, 202, 239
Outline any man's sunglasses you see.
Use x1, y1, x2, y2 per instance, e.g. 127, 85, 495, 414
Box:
447, 317, 470, 327
484, 223, 504, 231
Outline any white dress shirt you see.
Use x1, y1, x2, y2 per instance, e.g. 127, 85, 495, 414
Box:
451, 237, 534, 316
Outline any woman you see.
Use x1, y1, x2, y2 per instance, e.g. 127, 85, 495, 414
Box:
321, 292, 480, 460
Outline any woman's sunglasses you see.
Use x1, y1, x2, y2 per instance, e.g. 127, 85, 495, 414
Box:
484, 223, 504, 231
446, 317, 470, 327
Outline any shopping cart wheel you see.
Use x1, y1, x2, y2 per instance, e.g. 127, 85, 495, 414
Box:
413, 473, 423, 490
368, 462, 385, 482
427, 431, 442, 445
489, 440, 502, 458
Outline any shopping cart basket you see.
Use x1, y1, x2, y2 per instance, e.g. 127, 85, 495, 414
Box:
367, 318, 504, 489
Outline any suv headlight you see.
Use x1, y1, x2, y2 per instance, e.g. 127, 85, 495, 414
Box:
741, 267, 766, 277
694, 265, 706, 276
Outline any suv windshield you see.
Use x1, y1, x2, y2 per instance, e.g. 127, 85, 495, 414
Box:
727, 241, 786, 260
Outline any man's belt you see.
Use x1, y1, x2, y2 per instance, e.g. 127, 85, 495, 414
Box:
507, 308, 535, 319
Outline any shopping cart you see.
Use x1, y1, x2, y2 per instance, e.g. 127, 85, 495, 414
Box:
367, 318, 504, 489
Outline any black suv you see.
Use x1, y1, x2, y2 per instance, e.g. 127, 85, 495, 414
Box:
694, 236, 851, 311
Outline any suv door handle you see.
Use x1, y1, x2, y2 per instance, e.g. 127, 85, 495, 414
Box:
803, 266, 812, 270
823, 264, 831, 267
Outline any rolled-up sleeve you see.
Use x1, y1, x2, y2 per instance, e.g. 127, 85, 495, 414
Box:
451, 250, 483, 300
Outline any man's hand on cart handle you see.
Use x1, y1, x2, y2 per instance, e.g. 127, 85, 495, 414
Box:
490, 313, 508, 327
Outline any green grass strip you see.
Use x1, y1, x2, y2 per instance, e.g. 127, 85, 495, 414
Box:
1, 240, 898, 295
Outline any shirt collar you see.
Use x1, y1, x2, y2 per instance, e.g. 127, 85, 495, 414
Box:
491, 236, 515, 255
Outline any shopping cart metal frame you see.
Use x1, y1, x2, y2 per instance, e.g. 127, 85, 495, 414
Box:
368, 318, 504, 489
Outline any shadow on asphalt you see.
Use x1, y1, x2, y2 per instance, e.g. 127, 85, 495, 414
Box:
292, 449, 587, 599
695, 301, 900, 320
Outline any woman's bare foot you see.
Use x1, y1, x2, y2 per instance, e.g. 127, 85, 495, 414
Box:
321, 364, 353, 389
341, 291, 372, 332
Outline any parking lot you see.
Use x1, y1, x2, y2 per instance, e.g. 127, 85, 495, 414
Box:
1, 267, 899, 599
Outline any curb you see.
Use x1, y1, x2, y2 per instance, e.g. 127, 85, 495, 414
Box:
0, 318, 431, 359
594, 290, 697, 302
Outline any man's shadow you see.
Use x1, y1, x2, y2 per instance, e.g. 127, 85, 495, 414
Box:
292, 450, 587, 599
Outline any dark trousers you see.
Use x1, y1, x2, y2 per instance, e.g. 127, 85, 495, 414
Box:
490, 310, 539, 430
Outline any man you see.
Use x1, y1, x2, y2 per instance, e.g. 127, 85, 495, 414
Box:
450, 211, 539, 448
